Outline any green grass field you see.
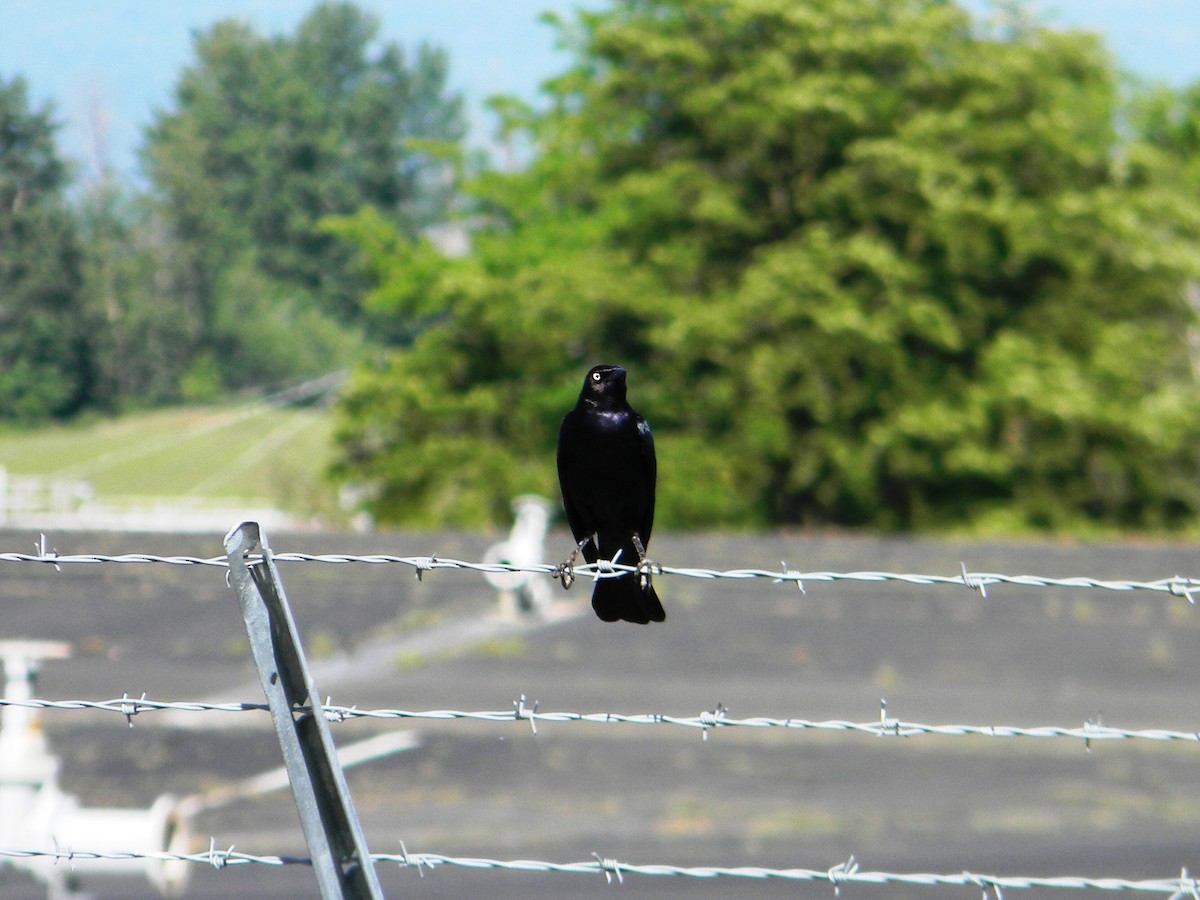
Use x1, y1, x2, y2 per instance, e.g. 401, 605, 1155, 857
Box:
0, 404, 341, 519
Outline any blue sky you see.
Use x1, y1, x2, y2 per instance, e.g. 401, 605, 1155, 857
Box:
1, 1, 1198, 183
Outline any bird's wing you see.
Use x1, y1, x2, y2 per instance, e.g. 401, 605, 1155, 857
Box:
637, 415, 656, 544
556, 410, 592, 554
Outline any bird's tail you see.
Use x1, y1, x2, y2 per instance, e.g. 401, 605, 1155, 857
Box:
591, 572, 665, 624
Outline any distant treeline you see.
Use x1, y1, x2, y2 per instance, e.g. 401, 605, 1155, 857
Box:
1, 2, 463, 417
5, 1, 1200, 533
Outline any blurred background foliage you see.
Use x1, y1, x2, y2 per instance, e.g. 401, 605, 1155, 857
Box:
4, 0, 1200, 533
328, 0, 1200, 532
3, 2, 464, 413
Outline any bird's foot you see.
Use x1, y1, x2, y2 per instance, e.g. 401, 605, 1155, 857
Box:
635, 559, 658, 591
554, 538, 589, 590
554, 560, 575, 590
631, 533, 658, 591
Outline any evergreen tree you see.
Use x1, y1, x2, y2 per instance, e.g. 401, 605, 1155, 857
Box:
0, 75, 95, 419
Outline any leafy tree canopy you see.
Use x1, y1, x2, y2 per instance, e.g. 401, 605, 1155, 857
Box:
331, 0, 1200, 534
0, 75, 95, 420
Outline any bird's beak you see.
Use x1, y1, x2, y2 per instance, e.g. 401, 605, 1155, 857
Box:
613, 366, 627, 380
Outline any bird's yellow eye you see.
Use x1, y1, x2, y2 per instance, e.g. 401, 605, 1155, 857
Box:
591, 371, 602, 382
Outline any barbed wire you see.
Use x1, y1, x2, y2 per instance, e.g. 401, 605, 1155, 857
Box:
3, 694, 1196, 748
2, 539, 1198, 601
2, 846, 1198, 895
4, 539, 1199, 896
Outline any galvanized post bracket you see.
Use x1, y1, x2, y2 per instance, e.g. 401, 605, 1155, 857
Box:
224, 521, 383, 899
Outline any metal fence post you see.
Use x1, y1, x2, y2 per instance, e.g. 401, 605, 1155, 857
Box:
224, 521, 384, 899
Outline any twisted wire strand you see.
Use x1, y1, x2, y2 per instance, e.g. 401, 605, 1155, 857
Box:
0, 847, 1196, 894
4, 541, 1199, 894
2, 695, 1196, 746
2, 546, 1198, 600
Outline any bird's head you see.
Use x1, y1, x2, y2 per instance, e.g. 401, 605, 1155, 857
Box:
579, 364, 628, 406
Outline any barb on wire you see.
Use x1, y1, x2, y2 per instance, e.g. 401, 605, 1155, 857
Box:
35, 533, 60, 571
1172, 867, 1200, 900
398, 841, 428, 878
0, 848, 1195, 893
1169, 580, 1199, 605
1, 544, 1197, 602
5, 695, 1200, 747
120, 691, 146, 728
592, 852, 624, 885
828, 853, 859, 896
207, 837, 239, 870
961, 562, 987, 598
880, 698, 902, 738
515, 694, 539, 735
775, 560, 805, 593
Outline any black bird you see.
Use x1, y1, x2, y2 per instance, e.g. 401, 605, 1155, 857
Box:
557, 364, 665, 624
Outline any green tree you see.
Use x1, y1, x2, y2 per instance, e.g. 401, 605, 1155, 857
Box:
73, 175, 187, 407
141, 1, 465, 394
0, 75, 96, 420
1131, 82, 1200, 181
332, 0, 1200, 533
